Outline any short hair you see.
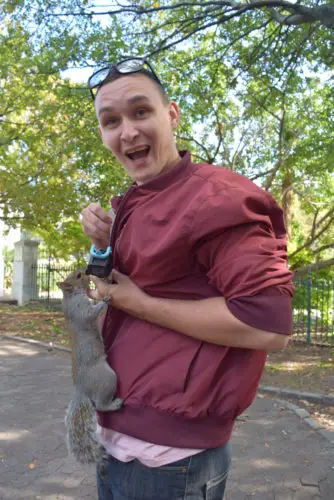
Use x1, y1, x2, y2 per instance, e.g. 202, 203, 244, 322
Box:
96, 68, 169, 105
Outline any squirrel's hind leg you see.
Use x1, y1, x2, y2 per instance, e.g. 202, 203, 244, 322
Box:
85, 358, 122, 411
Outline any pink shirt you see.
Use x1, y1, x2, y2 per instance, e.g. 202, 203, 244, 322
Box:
96, 425, 203, 467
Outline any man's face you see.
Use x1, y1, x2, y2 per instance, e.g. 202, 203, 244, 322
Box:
95, 74, 180, 185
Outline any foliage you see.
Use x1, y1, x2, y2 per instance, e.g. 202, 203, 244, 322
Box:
0, 0, 333, 268
2, 247, 14, 289
293, 274, 334, 333
0, 18, 130, 259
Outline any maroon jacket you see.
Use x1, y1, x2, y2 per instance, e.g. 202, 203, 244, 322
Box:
97, 151, 294, 448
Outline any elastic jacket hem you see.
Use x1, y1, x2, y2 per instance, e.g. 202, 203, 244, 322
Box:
97, 404, 234, 449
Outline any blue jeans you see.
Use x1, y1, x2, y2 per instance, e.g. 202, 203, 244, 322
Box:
97, 442, 232, 500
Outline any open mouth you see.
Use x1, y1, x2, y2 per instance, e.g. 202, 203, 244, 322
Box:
126, 146, 150, 161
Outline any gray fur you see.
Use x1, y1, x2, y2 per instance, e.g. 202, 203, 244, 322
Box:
64, 393, 106, 464
63, 291, 121, 411
58, 270, 122, 464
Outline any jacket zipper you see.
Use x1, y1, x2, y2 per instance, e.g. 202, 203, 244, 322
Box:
109, 185, 137, 272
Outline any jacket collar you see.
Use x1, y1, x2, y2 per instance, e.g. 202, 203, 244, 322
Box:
111, 151, 193, 210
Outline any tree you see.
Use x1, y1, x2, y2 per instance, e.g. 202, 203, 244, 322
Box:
2, 246, 14, 289
0, 21, 129, 258
1, 1, 333, 269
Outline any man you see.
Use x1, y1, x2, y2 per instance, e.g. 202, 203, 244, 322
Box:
82, 57, 294, 500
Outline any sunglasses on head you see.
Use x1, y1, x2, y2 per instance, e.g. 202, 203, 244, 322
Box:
88, 57, 164, 100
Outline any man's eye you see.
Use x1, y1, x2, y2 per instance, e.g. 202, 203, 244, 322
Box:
104, 117, 119, 127
136, 108, 148, 117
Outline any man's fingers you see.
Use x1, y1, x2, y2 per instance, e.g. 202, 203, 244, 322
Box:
90, 275, 115, 297
90, 275, 101, 287
81, 204, 113, 248
82, 211, 112, 232
85, 203, 114, 224
87, 287, 100, 301
83, 219, 108, 245
111, 269, 127, 283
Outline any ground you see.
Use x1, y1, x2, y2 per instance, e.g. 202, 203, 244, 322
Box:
0, 302, 333, 431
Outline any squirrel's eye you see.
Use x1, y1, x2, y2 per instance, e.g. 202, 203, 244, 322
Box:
76, 272, 82, 279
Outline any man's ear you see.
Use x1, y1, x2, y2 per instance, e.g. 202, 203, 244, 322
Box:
169, 101, 180, 130
98, 126, 108, 149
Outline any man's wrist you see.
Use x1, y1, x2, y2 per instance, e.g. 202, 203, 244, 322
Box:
135, 293, 158, 322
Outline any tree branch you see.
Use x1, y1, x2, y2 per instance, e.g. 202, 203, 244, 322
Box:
316, 207, 334, 229
250, 167, 277, 181
230, 133, 247, 170
289, 215, 334, 258
175, 134, 212, 162
310, 208, 320, 241
292, 257, 334, 276
313, 242, 334, 255
263, 161, 281, 190
269, 4, 334, 28
41, 2, 334, 30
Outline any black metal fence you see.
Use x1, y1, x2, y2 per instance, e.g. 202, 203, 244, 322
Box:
30, 260, 78, 309
30, 262, 334, 344
292, 273, 333, 346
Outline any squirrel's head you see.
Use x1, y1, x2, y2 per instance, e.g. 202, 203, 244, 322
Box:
57, 269, 90, 294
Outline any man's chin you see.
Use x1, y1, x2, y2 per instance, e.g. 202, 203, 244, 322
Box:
126, 161, 157, 184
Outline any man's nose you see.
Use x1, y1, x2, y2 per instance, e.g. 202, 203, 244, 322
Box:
120, 119, 139, 142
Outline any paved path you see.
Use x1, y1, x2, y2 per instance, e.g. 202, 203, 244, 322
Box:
0, 338, 333, 500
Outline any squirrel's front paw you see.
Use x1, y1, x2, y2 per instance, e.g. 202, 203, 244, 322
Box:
109, 398, 123, 411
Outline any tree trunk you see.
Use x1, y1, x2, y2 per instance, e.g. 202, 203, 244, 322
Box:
281, 171, 293, 240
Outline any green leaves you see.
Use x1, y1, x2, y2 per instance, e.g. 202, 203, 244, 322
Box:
1, 0, 333, 269
0, 16, 129, 258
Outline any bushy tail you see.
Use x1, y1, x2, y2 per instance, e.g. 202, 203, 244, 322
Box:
65, 392, 106, 464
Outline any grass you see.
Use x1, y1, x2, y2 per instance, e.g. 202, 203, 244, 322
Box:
262, 342, 334, 395
1, 302, 333, 396
0, 302, 70, 346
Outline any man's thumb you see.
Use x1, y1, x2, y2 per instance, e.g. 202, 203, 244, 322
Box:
111, 269, 126, 282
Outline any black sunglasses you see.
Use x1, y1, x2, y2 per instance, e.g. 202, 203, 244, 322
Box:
88, 57, 164, 99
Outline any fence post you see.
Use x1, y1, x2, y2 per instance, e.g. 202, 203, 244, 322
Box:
306, 270, 312, 344
47, 255, 52, 308
0, 244, 4, 297
12, 236, 39, 306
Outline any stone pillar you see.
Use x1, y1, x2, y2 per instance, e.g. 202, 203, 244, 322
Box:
12, 238, 39, 306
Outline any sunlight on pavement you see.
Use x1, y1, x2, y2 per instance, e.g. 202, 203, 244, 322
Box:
0, 343, 39, 356
0, 429, 31, 441
252, 458, 288, 469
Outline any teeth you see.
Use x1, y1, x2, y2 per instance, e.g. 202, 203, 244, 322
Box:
127, 147, 148, 154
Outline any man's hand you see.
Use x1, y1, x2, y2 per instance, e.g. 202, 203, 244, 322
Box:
88, 270, 149, 317
88, 270, 289, 351
81, 203, 114, 249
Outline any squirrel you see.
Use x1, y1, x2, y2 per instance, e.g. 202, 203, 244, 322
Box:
58, 269, 122, 464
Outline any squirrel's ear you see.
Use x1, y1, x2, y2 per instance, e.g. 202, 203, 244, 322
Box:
57, 281, 73, 291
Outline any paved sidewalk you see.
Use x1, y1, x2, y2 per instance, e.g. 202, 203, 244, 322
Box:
0, 338, 333, 500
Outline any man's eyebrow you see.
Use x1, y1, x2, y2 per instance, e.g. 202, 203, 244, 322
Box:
98, 95, 151, 117
127, 95, 150, 105
98, 106, 114, 117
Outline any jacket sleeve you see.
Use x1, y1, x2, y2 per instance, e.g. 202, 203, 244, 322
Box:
190, 183, 294, 334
